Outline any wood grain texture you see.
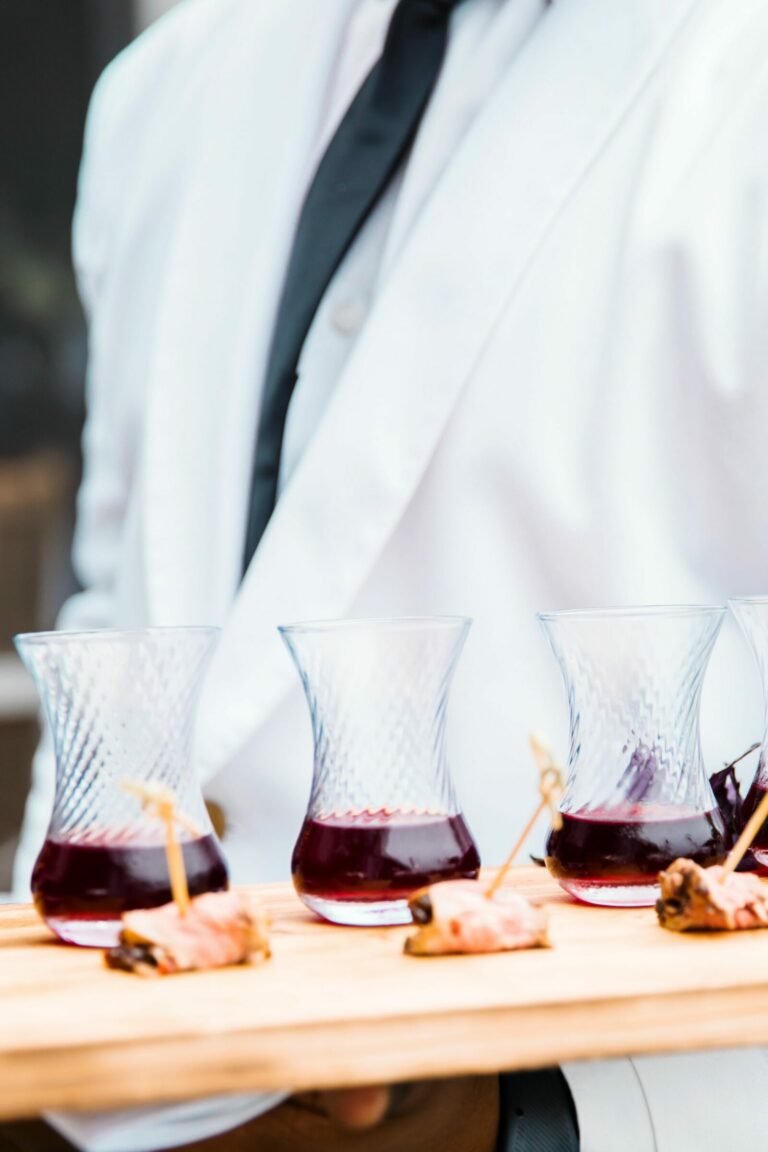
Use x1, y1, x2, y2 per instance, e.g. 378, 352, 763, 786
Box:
2, 868, 768, 1119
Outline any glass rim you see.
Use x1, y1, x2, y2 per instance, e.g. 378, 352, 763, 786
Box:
728, 596, 768, 607
278, 614, 472, 635
14, 625, 221, 647
537, 603, 726, 623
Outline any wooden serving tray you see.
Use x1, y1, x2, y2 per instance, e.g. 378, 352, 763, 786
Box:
2, 867, 768, 1119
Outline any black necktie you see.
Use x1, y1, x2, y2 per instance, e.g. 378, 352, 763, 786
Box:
242, 0, 467, 571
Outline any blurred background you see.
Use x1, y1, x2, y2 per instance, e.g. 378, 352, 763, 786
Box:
0, 0, 178, 888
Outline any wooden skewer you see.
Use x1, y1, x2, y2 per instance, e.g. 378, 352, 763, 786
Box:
486, 798, 547, 899
164, 829, 191, 915
722, 786, 768, 879
486, 733, 565, 899
122, 781, 191, 916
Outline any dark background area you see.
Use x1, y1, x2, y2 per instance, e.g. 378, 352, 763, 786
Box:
0, 0, 133, 463
0, 1, 161, 888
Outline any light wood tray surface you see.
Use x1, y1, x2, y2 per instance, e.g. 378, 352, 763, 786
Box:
2, 868, 767, 1119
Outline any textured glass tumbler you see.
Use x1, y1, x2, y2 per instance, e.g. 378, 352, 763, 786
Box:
539, 606, 729, 907
730, 597, 768, 867
15, 627, 228, 946
280, 617, 480, 926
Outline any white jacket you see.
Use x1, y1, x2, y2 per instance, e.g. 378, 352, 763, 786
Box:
15, 1, 768, 1148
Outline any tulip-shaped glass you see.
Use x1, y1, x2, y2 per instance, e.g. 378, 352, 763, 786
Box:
280, 617, 480, 926
538, 606, 729, 906
15, 627, 228, 946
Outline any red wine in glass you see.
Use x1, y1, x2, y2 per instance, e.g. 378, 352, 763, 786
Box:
32, 833, 229, 947
292, 809, 480, 925
546, 804, 729, 907
739, 781, 768, 867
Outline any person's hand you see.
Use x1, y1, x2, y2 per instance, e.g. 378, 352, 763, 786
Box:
317, 1080, 499, 1140
316, 1085, 392, 1130
178, 1076, 499, 1152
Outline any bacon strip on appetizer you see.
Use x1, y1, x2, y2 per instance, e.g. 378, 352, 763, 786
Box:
405, 880, 549, 956
106, 890, 270, 976
657, 858, 768, 932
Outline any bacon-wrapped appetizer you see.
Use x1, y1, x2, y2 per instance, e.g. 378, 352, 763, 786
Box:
656, 858, 768, 933
403, 736, 562, 957
105, 782, 270, 976
404, 880, 549, 956
658, 768, 768, 932
106, 890, 271, 976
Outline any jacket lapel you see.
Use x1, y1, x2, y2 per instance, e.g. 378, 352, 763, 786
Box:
190, 0, 701, 779
379, 0, 545, 282
142, 0, 354, 629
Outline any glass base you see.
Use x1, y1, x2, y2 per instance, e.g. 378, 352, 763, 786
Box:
299, 894, 413, 926
45, 916, 122, 948
558, 880, 659, 908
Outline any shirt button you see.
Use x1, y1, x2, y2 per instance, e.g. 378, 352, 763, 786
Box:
330, 300, 366, 336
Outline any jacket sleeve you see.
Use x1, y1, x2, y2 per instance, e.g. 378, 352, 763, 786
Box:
11, 66, 135, 897
562, 1048, 768, 1151
558, 37, 768, 1144
641, 43, 768, 596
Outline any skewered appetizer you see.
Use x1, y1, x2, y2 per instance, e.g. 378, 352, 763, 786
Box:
405, 880, 549, 955
657, 859, 768, 932
107, 890, 270, 975
105, 782, 271, 976
404, 734, 560, 956
657, 761, 768, 933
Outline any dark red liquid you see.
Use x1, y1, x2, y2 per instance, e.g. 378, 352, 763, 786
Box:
292, 810, 480, 903
32, 833, 229, 923
739, 782, 768, 865
546, 805, 729, 886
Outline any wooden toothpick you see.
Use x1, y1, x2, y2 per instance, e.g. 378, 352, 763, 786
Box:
122, 781, 198, 916
486, 733, 565, 899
